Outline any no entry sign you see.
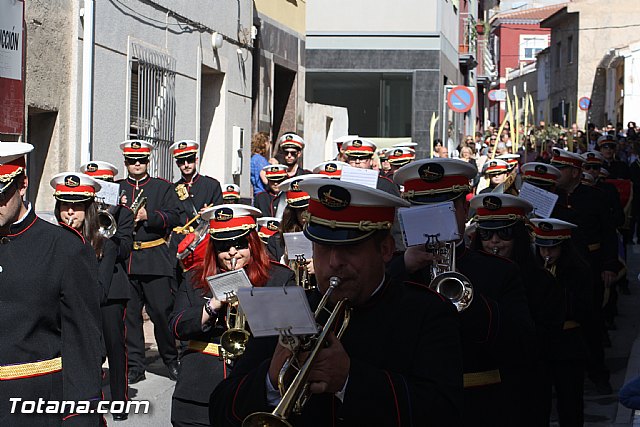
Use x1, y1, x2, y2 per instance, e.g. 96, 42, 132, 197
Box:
447, 86, 474, 113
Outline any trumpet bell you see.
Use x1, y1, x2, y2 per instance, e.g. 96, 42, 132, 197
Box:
242, 412, 293, 427
98, 209, 117, 238
429, 272, 473, 312
220, 328, 250, 358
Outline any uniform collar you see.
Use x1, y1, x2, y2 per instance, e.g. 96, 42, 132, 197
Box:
3, 203, 36, 240
127, 174, 150, 185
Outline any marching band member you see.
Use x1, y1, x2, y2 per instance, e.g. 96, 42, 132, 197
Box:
469, 193, 563, 426
80, 161, 134, 420
253, 164, 288, 218
0, 143, 102, 425
169, 205, 294, 426
171, 140, 223, 220
550, 148, 619, 394
257, 217, 280, 245
386, 146, 416, 177
532, 218, 593, 426
222, 184, 241, 204
312, 160, 348, 178
117, 140, 183, 384
211, 179, 463, 426
390, 158, 536, 426
478, 158, 509, 194
277, 133, 311, 178
342, 137, 400, 196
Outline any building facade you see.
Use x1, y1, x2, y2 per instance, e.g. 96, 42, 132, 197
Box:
24, 0, 254, 210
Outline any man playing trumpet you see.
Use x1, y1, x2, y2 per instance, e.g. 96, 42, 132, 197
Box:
211, 179, 463, 426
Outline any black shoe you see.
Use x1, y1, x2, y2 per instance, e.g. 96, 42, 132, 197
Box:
128, 370, 146, 384
113, 413, 129, 421
167, 361, 180, 381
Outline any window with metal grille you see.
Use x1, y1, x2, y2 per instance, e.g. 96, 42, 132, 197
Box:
128, 43, 176, 180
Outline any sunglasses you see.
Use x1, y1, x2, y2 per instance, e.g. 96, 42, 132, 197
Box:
347, 156, 371, 162
478, 227, 515, 241
583, 164, 601, 171
213, 236, 250, 253
125, 157, 149, 165
176, 156, 196, 165
283, 150, 299, 157
600, 144, 616, 150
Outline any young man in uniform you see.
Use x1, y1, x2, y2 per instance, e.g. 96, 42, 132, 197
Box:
0, 143, 102, 425
391, 158, 537, 426
277, 133, 311, 178
253, 164, 288, 218
211, 178, 463, 426
118, 140, 183, 384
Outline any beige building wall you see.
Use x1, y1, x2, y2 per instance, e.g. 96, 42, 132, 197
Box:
569, 0, 640, 126
255, 0, 306, 36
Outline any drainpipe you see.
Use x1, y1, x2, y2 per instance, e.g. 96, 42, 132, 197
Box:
80, 0, 95, 164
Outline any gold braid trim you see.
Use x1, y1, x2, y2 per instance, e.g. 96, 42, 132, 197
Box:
403, 184, 471, 198
0, 167, 24, 183
54, 190, 95, 197
306, 213, 392, 231
473, 213, 524, 221
209, 224, 256, 235
0, 357, 62, 380
532, 233, 572, 240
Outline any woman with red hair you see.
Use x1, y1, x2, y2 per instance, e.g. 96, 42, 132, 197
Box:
169, 204, 295, 427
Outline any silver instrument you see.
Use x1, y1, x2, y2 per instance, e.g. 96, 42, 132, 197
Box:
425, 236, 473, 312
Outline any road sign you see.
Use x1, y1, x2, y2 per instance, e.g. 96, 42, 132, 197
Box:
579, 97, 591, 111
488, 89, 507, 102
447, 85, 474, 113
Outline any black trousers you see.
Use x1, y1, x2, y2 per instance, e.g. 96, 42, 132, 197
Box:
544, 359, 585, 427
101, 299, 128, 402
126, 275, 178, 371
171, 397, 210, 427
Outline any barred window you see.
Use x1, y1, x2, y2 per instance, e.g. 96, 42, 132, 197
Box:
128, 43, 176, 180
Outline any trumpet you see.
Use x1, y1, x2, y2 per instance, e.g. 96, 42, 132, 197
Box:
290, 254, 312, 290
543, 256, 557, 277
220, 257, 251, 363
243, 277, 350, 427
425, 237, 473, 312
130, 189, 148, 221
98, 209, 117, 238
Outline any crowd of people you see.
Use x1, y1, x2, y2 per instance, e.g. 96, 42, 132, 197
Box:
0, 119, 634, 426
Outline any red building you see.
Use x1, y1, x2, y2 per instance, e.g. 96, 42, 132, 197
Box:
490, 4, 565, 123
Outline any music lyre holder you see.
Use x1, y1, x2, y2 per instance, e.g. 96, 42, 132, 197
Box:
424, 233, 441, 251
224, 290, 237, 302
276, 326, 298, 351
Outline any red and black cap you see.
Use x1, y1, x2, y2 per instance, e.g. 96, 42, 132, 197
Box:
257, 216, 280, 244
0, 142, 34, 194
120, 140, 153, 159
50, 172, 102, 203
222, 184, 241, 201
343, 138, 377, 158
262, 164, 288, 182
312, 161, 349, 178
496, 154, 520, 171
80, 161, 118, 181
170, 140, 199, 159
279, 174, 328, 209
550, 148, 583, 169
597, 134, 617, 148
530, 218, 576, 247
470, 193, 532, 229
201, 204, 261, 241
581, 151, 604, 166
394, 158, 476, 204
298, 178, 409, 245
520, 162, 560, 188
481, 159, 509, 176
279, 133, 305, 150
387, 147, 415, 166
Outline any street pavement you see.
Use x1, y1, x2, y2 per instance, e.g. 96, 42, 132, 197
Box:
101, 244, 640, 426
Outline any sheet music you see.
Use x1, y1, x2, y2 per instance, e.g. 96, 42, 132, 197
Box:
283, 231, 313, 260
237, 286, 317, 337
519, 182, 558, 219
340, 165, 379, 189
206, 269, 253, 302
95, 179, 120, 205
398, 201, 460, 247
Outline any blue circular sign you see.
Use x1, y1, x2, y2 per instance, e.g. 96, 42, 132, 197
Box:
579, 97, 591, 111
447, 86, 474, 113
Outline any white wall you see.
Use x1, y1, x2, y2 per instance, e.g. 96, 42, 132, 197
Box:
303, 102, 349, 168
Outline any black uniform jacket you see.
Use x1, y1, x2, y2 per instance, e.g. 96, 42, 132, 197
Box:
254, 190, 285, 217
388, 246, 534, 372
0, 209, 102, 426
266, 233, 285, 262
175, 173, 223, 221
169, 262, 296, 403
210, 278, 463, 427
118, 175, 183, 276
604, 159, 630, 179
595, 180, 625, 228
96, 205, 134, 303
566, 183, 619, 273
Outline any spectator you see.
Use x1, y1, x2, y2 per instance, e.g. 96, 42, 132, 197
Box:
250, 132, 271, 196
